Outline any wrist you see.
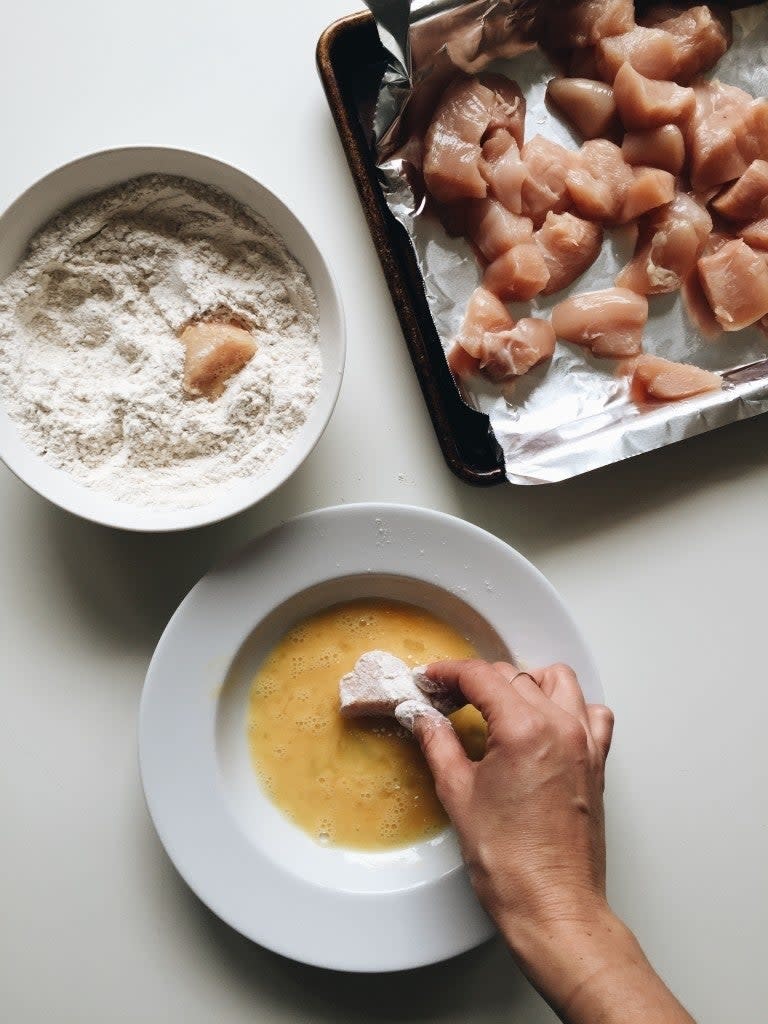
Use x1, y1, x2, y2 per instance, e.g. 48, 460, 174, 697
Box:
498, 901, 649, 1016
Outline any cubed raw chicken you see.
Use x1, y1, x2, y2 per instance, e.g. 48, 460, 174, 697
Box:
596, 6, 728, 84
180, 321, 257, 400
552, 287, 648, 357
622, 124, 685, 174
520, 135, 578, 224
565, 139, 634, 222
697, 238, 768, 331
712, 161, 768, 222
616, 193, 712, 294
686, 79, 756, 190
595, 26, 679, 83
612, 62, 695, 130
631, 354, 722, 401
480, 130, 527, 214
483, 243, 551, 301
423, 75, 527, 204
534, 211, 603, 294
423, 77, 497, 203
740, 218, 768, 250
644, 5, 729, 84
619, 167, 676, 222
483, 74, 526, 146
682, 268, 724, 340
542, 0, 635, 50
546, 78, 620, 140
473, 318, 556, 380
465, 198, 533, 261
453, 286, 513, 357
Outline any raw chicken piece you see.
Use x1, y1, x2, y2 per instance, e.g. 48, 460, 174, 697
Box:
563, 0, 635, 47
474, 318, 556, 380
686, 79, 754, 190
595, 26, 679, 83
534, 211, 603, 295
453, 286, 513, 357
565, 139, 634, 222
596, 6, 728, 84
482, 74, 526, 147
480, 129, 527, 214
483, 243, 551, 301
546, 78, 620, 140
465, 198, 533, 261
712, 160, 768, 222
622, 124, 685, 174
631, 354, 722, 401
616, 193, 712, 294
180, 321, 257, 400
423, 77, 496, 203
446, 341, 481, 381
739, 218, 768, 250
646, 5, 729, 84
698, 239, 768, 331
619, 167, 676, 222
552, 287, 648, 357
612, 62, 695, 130
519, 135, 578, 224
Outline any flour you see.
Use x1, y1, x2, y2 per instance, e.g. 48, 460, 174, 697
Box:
0, 174, 321, 509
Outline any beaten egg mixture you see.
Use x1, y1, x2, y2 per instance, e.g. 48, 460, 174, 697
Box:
247, 599, 486, 850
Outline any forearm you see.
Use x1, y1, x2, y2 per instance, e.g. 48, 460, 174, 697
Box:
498, 904, 696, 1024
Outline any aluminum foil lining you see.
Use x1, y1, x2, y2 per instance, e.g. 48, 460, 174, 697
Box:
364, 0, 768, 484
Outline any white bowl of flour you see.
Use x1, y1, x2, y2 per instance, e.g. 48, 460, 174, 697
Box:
0, 147, 344, 531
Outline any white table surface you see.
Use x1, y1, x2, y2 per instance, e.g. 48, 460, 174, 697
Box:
1, 2, 766, 1021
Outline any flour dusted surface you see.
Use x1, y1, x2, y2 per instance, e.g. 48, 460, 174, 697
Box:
0, 174, 321, 508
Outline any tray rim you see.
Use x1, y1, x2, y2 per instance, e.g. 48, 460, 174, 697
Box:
316, 11, 506, 487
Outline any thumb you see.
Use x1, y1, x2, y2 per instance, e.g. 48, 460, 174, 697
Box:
396, 701, 472, 814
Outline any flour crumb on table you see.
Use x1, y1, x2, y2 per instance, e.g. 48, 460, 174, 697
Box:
0, 174, 321, 508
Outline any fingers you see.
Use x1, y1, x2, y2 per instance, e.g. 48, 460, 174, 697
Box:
397, 702, 472, 812
587, 704, 615, 763
423, 659, 533, 723
528, 662, 590, 729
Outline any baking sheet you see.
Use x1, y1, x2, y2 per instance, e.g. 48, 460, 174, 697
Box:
365, 0, 768, 484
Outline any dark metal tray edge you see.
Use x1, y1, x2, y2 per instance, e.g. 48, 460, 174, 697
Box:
316, 12, 506, 486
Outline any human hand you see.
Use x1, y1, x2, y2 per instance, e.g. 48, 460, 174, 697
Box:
411, 659, 613, 936
408, 660, 694, 1024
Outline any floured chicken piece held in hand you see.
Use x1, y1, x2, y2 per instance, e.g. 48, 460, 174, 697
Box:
546, 78, 620, 140
621, 124, 685, 174
631, 353, 722, 402
181, 321, 257, 400
534, 211, 603, 294
552, 287, 648, 357
616, 193, 712, 294
339, 651, 465, 728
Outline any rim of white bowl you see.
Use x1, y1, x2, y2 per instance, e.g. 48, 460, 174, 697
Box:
0, 146, 345, 532
139, 502, 603, 972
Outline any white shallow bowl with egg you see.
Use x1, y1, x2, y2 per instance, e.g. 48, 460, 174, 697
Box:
0, 147, 344, 531
139, 503, 603, 972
